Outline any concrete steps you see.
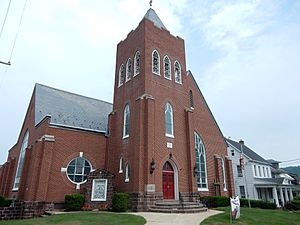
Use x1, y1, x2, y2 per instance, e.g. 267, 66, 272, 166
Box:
149, 200, 207, 213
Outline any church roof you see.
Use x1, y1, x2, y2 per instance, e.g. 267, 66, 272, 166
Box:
143, 8, 167, 30
226, 138, 270, 164
34, 84, 113, 133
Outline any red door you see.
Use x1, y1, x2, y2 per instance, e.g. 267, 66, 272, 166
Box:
162, 162, 175, 199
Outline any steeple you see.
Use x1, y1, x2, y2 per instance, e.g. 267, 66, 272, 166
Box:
143, 8, 167, 30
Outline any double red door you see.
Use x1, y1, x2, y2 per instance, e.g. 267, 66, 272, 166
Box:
162, 162, 174, 199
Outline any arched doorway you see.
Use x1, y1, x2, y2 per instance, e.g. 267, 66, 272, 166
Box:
162, 161, 175, 199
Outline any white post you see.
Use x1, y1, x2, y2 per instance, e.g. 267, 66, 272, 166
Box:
272, 187, 280, 207
284, 188, 289, 202
280, 187, 285, 206
289, 188, 293, 201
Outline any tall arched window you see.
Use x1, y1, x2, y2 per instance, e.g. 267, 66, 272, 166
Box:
194, 132, 208, 190
189, 90, 194, 108
118, 64, 124, 87
126, 58, 132, 82
123, 104, 130, 138
221, 157, 227, 191
174, 61, 182, 84
152, 50, 160, 75
165, 102, 174, 137
134, 51, 140, 76
13, 131, 29, 190
125, 164, 130, 182
119, 157, 123, 173
164, 55, 171, 80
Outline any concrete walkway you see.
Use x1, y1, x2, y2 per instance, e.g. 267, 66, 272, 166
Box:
132, 209, 223, 225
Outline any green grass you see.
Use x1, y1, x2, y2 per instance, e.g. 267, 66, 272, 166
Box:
201, 207, 300, 225
0, 212, 146, 225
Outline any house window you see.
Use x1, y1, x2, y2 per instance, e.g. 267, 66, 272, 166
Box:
118, 64, 124, 87
152, 50, 160, 75
134, 51, 140, 76
125, 164, 129, 182
123, 104, 130, 138
266, 167, 270, 178
119, 157, 123, 173
13, 131, 29, 191
221, 157, 227, 191
189, 90, 194, 108
126, 58, 132, 82
240, 186, 246, 198
66, 157, 91, 184
258, 166, 262, 177
174, 61, 182, 84
164, 55, 171, 80
91, 179, 107, 201
165, 102, 174, 137
231, 149, 235, 156
237, 165, 243, 177
263, 167, 266, 177
195, 132, 208, 190
254, 165, 257, 176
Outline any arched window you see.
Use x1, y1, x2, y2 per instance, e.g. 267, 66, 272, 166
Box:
66, 157, 91, 184
221, 157, 227, 191
134, 51, 140, 76
123, 104, 130, 138
126, 58, 132, 82
125, 164, 130, 182
174, 61, 182, 84
189, 90, 194, 108
164, 55, 171, 80
118, 64, 124, 87
13, 131, 29, 190
194, 132, 208, 190
152, 50, 160, 75
119, 157, 123, 173
165, 102, 174, 137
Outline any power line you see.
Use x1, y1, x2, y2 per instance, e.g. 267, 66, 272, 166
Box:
0, 0, 12, 39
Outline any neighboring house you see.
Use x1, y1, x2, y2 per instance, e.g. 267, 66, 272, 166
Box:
227, 139, 294, 207
0, 7, 234, 211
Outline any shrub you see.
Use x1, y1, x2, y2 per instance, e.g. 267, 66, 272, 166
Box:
112, 193, 129, 212
285, 200, 300, 211
200, 196, 230, 208
293, 196, 300, 201
64, 194, 85, 211
0, 196, 12, 207
240, 198, 276, 209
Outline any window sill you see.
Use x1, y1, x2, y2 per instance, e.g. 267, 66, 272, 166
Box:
166, 134, 174, 138
91, 198, 107, 202
125, 179, 129, 183
122, 135, 129, 139
133, 72, 139, 77
153, 72, 161, 76
12, 188, 19, 192
175, 81, 182, 85
119, 170, 123, 174
125, 78, 131, 83
164, 76, 172, 80
198, 188, 209, 192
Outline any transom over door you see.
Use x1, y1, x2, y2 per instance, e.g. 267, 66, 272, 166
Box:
162, 162, 175, 199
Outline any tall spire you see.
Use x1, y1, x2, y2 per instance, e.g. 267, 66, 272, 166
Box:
149, 0, 152, 8
143, 8, 167, 30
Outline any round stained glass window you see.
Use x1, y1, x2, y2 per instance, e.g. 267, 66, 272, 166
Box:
66, 157, 91, 184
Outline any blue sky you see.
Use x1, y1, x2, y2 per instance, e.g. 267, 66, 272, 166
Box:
0, 0, 299, 166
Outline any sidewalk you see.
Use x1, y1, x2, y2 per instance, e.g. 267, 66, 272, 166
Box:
131, 209, 223, 225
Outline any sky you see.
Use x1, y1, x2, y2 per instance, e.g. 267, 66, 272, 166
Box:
0, 0, 299, 167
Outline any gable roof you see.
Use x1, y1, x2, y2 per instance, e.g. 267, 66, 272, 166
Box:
226, 138, 269, 164
143, 8, 167, 30
35, 84, 113, 133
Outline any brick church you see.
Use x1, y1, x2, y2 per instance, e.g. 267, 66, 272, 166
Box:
0, 8, 234, 210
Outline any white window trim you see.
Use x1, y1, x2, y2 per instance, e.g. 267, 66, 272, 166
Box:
221, 157, 227, 191
66, 157, 92, 185
174, 60, 182, 84
122, 104, 130, 138
133, 51, 140, 77
194, 132, 208, 190
91, 179, 108, 201
119, 157, 123, 173
118, 64, 124, 87
125, 164, 129, 182
152, 49, 160, 76
198, 188, 209, 192
126, 58, 132, 83
163, 55, 171, 80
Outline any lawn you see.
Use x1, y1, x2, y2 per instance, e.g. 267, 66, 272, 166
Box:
0, 212, 146, 225
201, 207, 300, 225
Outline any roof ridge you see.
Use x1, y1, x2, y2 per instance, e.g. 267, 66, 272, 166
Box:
35, 83, 112, 105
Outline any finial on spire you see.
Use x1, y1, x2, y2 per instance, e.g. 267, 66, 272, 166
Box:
150, 0, 152, 7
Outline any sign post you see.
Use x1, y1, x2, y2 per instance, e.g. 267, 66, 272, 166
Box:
230, 196, 240, 223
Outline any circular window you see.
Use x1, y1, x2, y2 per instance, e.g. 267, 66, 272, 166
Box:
66, 157, 91, 184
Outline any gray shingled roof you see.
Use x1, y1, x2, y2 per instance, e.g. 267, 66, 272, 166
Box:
35, 84, 113, 132
143, 8, 167, 30
226, 139, 270, 164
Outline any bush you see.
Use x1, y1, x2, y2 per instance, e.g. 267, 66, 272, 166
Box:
112, 193, 129, 212
0, 196, 12, 207
285, 200, 300, 211
200, 196, 230, 208
240, 198, 276, 209
293, 196, 300, 201
64, 194, 85, 211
